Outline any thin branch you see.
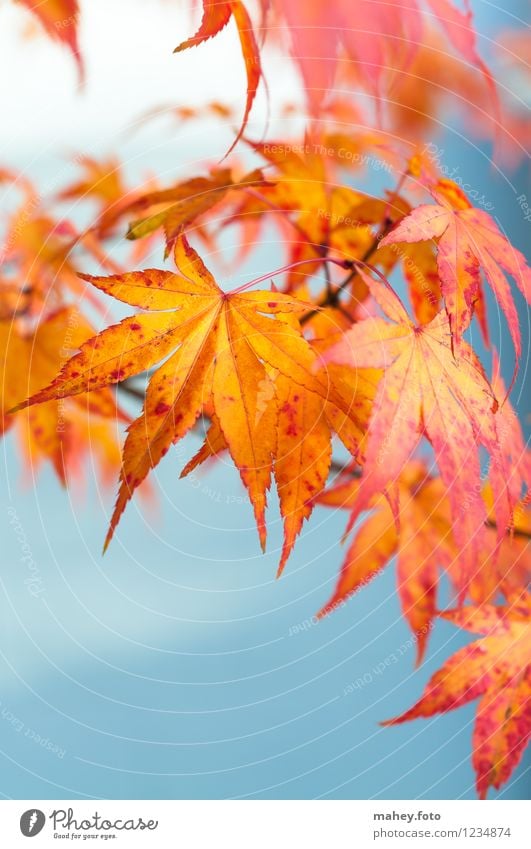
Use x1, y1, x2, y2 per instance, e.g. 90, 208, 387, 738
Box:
322, 243, 333, 299
299, 216, 393, 325
117, 381, 145, 403
299, 168, 409, 325
485, 519, 531, 542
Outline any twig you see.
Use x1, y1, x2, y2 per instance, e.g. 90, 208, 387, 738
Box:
117, 381, 145, 403
300, 168, 409, 324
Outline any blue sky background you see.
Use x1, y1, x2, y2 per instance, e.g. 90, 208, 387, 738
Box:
0, 0, 529, 799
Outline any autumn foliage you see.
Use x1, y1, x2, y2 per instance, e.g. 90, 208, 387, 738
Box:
2, 0, 530, 798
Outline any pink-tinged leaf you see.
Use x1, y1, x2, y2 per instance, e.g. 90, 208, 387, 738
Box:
380, 201, 531, 356
384, 598, 531, 798
323, 285, 506, 587
318, 498, 398, 617
473, 672, 531, 799
426, 0, 499, 135
276, 0, 339, 112
278, 0, 422, 110
342, 0, 423, 97
317, 464, 455, 663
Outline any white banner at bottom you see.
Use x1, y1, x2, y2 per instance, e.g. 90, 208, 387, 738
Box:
0, 799, 528, 848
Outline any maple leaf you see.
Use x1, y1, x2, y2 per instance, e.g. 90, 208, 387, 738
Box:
2, 193, 121, 314
384, 598, 531, 799
323, 267, 511, 584
279, 0, 422, 110
265, 1, 496, 127
57, 156, 125, 209
179, 325, 380, 572
317, 465, 529, 658
123, 168, 266, 255
56, 155, 130, 237
181, 375, 336, 574
2, 308, 125, 483
385, 30, 485, 141
10, 237, 365, 552
379, 191, 531, 355
175, 1, 262, 155
425, 0, 499, 132
16, 0, 83, 82
317, 461, 456, 663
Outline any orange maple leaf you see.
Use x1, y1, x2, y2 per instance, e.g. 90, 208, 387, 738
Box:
175, 0, 262, 155
178, 317, 380, 573
10, 238, 369, 554
317, 462, 456, 663
2, 307, 125, 483
123, 168, 267, 256
3, 190, 122, 314
17, 0, 83, 81
384, 598, 531, 799
180, 376, 335, 575
181, 362, 378, 574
